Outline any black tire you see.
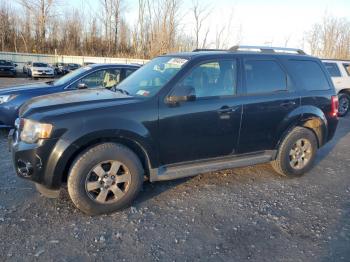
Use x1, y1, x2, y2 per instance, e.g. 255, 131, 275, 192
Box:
68, 143, 144, 215
271, 127, 318, 177
338, 93, 350, 117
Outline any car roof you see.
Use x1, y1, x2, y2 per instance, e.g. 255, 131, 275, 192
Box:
88, 63, 142, 69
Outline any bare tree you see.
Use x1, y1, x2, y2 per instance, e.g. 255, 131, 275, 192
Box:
307, 15, 350, 59
191, 0, 211, 49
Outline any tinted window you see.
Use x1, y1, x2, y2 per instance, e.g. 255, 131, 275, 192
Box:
288, 60, 331, 91
72, 69, 122, 89
125, 68, 137, 77
33, 63, 48, 67
0, 60, 13, 66
323, 62, 341, 77
244, 60, 286, 94
174, 60, 237, 98
343, 63, 350, 76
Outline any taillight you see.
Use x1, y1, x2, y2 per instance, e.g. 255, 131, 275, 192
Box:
331, 95, 339, 117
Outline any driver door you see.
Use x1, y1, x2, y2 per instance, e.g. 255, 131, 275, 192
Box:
158, 59, 243, 165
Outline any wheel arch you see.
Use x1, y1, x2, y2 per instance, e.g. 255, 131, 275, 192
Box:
45, 130, 156, 189
275, 106, 328, 152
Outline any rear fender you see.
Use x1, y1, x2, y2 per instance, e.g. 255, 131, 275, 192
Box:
275, 105, 328, 151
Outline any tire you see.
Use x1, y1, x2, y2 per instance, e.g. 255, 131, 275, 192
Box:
338, 93, 350, 117
271, 127, 318, 177
68, 143, 144, 215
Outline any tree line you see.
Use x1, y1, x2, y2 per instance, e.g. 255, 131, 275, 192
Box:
0, 0, 349, 59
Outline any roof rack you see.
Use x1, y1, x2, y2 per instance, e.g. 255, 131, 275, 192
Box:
192, 48, 226, 52
229, 45, 306, 55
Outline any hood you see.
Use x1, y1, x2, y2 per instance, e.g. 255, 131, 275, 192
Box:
20, 88, 133, 117
0, 82, 52, 95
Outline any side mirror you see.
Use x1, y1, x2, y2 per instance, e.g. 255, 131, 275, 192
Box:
14, 64, 18, 67
77, 83, 88, 89
166, 85, 196, 104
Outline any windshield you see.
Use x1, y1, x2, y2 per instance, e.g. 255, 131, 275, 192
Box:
53, 66, 91, 86
33, 63, 49, 67
117, 56, 188, 97
0, 60, 13, 66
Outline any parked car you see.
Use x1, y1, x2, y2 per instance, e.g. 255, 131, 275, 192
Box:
52, 62, 66, 75
62, 63, 81, 74
322, 59, 350, 116
27, 62, 55, 79
9, 46, 339, 215
0, 60, 17, 77
0, 63, 140, 128
83, 62, 95, 66
22, 61, 32, 74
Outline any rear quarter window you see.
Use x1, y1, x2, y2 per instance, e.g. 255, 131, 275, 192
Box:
287, 60, 331, 91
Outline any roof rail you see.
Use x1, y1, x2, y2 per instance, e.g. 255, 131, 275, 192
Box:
229, 45, 306, 55
192, 48, 226, 52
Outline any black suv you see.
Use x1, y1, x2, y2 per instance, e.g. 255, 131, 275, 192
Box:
9, 46, 339, 215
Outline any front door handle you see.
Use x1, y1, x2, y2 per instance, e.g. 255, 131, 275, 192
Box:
217, 105, 239, 114
280, 101, 296, 108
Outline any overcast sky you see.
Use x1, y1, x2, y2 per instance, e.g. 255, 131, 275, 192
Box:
66, 0, 349, 51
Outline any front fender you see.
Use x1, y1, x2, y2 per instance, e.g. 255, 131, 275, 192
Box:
44, 116, 158, 188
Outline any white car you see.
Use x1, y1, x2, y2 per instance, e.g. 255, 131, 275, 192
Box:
322, 59, 350, 116
28, 62, 55, 79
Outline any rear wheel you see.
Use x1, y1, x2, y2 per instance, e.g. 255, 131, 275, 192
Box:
338, 93, 350, 117
68, 143, 144, 215
272, 127, 318, 177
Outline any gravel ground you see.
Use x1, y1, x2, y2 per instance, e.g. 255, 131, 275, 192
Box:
0, 78, 349, 261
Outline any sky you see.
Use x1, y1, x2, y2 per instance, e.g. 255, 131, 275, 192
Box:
66, 0, 350, 52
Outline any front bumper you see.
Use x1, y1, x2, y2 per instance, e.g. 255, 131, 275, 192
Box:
31, 72, 54, 78
9, 129, 60, 189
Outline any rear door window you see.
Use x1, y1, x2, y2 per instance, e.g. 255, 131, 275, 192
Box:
323, 62, 342, 77
287, 60, 331, 91
244, 60, 287, 94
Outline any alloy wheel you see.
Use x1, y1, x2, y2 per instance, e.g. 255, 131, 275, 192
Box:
289, 139, 312, 170
85, 160, 131, 204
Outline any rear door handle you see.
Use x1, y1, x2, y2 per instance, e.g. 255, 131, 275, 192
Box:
280, 101, 296, 107
217, 105, 239, 114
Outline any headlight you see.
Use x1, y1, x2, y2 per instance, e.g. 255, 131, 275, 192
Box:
20, 118, 53, 144
0, 95, 16, 104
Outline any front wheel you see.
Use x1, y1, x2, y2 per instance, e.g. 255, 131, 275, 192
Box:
271, 127, 318, 177
68, 143, 144, 215
338, 93, 350, 117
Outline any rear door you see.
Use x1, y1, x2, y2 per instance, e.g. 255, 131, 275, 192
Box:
238, 56, 299, 153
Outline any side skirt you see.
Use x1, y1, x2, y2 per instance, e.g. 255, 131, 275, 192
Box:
150, 150, 276, 182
